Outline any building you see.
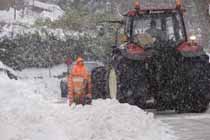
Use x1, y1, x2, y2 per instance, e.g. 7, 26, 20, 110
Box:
27, 0, 63, 14
0, 0, 12, 10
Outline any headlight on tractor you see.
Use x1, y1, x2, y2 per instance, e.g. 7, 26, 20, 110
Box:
189, 35, 196, 41
189, 35, 197, 46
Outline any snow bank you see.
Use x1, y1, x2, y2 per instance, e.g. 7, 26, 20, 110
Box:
0, 72, 177, 140
59, 100, 177, 140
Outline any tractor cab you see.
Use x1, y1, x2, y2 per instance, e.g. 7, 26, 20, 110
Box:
117, 0, 200, 59
124, 6, 187, 45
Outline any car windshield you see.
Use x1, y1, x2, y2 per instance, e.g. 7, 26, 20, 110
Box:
126, 12, 186, 45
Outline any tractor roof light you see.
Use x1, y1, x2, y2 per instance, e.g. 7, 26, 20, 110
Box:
189, 35, 197, 46
189, 35, 196, 41
134, 1, 140, 10
176, 0, 182, 8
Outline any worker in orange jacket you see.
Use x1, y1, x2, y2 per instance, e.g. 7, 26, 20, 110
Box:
68, 57, 92, 106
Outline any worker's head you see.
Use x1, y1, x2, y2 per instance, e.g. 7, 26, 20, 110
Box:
76, 57, 84, 66
150, 20, 157, 28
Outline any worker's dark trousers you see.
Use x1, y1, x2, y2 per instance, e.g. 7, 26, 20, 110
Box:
74, 95, 92, 105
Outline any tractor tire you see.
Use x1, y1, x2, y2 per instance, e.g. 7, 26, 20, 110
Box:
150, 44, 181, 110
176, 57, 210, 113
91, 66, 109, 99
108, 68, 117, 99
108, 54, 148, 108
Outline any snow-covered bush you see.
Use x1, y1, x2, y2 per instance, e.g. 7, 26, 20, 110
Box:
0, 30, 113, 70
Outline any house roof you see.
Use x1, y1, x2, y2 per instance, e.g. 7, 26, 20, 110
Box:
28, 0, 63, 12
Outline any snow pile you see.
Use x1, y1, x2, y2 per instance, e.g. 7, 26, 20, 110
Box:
0, 72, 177, 140
60, 100, 177, 140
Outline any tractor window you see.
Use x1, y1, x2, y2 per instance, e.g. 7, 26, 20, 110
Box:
131, 16, 168, 45
133, 18, 162, 35
127, 12, 186, 46
175, 14, 185, 41
166, 17, 175, 40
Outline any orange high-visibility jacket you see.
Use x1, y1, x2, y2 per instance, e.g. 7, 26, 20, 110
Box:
68, 57, 91, 104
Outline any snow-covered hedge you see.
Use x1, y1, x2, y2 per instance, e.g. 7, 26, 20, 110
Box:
0, 31, 112, 70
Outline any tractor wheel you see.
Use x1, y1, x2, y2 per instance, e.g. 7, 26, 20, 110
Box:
108, 56, 128, 103
176, 59, 210, 113
108, 54, 148, 107
91, 66, 109, 99
108, 68, 117, 99
176, 94, 209, 113
107, 66, 135, 105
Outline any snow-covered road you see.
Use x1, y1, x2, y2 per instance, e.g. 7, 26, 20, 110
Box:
157, 107, 210, 140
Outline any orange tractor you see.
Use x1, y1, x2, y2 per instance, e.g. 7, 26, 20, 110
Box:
91, 0, 210, 113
